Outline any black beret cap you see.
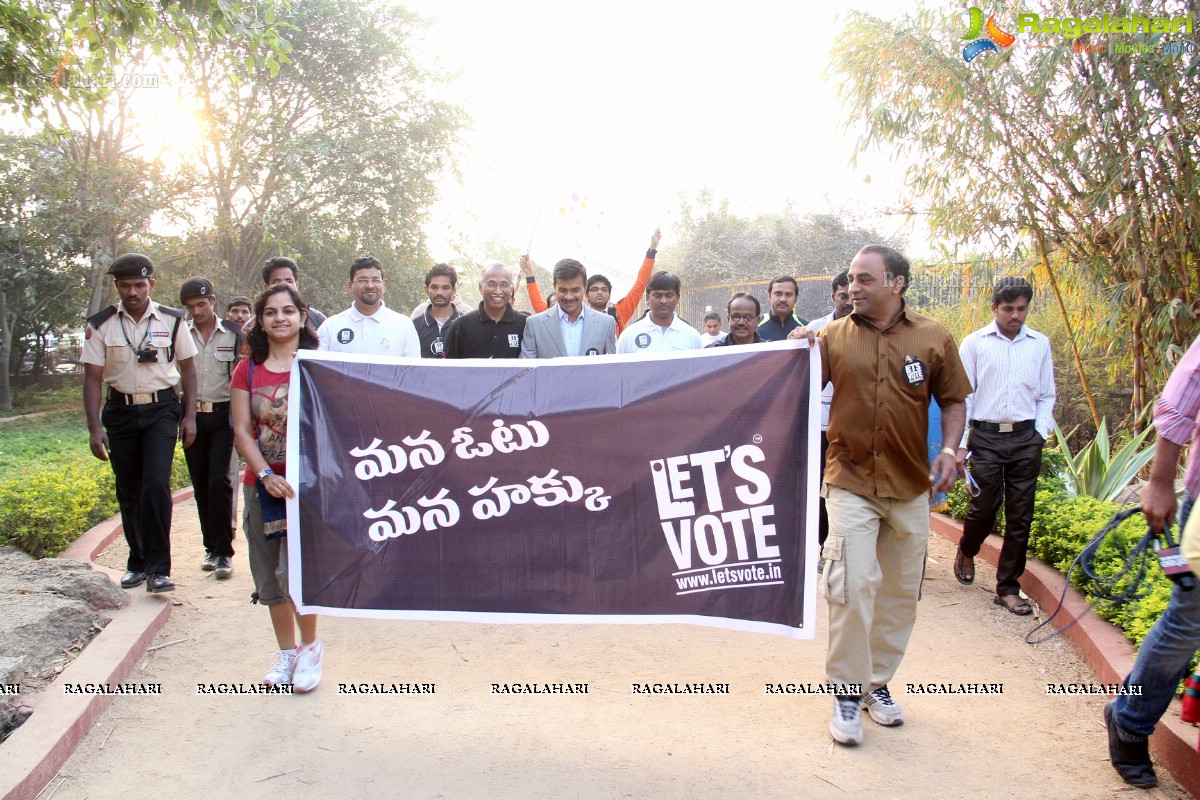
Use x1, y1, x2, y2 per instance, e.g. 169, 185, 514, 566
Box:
107, 253, 154, 279
179, 277, 215, 303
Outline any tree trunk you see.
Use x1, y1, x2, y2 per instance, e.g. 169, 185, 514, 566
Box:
0, 288, 11, 411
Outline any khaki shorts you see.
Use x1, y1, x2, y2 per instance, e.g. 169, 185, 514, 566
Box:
242, 483, 290, 605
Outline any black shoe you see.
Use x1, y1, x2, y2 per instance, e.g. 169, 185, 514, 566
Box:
120, 571, 146, 589
1104, 701, 1158, 788
146, 574, 176, 593
214, 556, 233, 579
201, 551, 218, 571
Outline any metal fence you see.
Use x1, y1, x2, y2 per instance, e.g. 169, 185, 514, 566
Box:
678, 266, 992, 323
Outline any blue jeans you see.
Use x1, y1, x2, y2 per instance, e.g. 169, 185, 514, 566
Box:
1112, 495, 1200, 736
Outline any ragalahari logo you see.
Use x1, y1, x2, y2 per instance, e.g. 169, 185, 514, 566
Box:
962, 7, 1017, 62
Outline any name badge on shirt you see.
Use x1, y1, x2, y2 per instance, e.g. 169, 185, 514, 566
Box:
902, 355, 928, 387
586, 347, 599, 356
337, 328, 355, 344
635, 333, 652, 349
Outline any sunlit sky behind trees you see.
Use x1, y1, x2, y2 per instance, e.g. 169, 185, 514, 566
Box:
92, 0, 926, 287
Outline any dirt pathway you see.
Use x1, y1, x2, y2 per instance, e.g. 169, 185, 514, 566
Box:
46, 499, 1192, 799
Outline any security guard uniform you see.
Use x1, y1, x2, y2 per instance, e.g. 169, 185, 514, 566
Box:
180, 278, 242, 574
82, 255, 197, 591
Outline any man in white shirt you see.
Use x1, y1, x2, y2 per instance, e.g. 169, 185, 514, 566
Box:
952, 277, 1056, 615
698, 312, 724, 346
317, 256, 420, 357
616, 272, 703, 354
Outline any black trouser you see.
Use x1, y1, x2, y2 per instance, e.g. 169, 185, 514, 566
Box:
958, 427, 1044, 596
184, 407, 236, 557
103, 397, 181, 575
818, 431, 830, 547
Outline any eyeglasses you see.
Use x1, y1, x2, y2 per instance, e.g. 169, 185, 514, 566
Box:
729, 314, 756, 323
483, 281, 513, 291
353, 278, 384, 287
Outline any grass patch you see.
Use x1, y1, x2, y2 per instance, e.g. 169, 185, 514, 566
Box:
0, 405, 191, 557
1, 380, 85, 418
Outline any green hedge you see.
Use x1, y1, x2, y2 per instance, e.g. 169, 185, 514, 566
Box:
944, 452, 1184, 657
0, 444, 190, 558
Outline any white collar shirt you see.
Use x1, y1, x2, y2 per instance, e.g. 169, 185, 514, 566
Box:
616, 313, 703, 354
958, 320, 1056, 446
317, 302, 420, 357
557, 305, 586, 357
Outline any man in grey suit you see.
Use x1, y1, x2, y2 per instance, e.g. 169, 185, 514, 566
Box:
520, 259, 617, 358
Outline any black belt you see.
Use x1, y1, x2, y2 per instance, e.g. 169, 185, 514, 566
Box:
970, 419, 1034, 433
196, 400, 231, 413
108, 388, 178, 406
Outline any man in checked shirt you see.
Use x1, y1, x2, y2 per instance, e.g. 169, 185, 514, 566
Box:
1104, 335, 1200, 788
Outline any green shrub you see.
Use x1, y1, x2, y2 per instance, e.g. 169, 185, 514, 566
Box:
0, 413, 195, 557
0, 458, 103, 557
945, 443, 1190, 670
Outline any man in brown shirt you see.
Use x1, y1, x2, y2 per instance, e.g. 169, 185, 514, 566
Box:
795, 245, 971, 746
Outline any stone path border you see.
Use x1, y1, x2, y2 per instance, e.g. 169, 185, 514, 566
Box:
931, 513, 1200, 798
2, 499, 1196, 799
0, 488, 191, 800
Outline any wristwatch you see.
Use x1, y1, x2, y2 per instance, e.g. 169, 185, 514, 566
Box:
941, 447, 957, 458
257, 467, 275, 481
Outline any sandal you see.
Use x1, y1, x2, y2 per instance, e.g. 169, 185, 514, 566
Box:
953, 547, 975, 585
994, 594, 1033, 616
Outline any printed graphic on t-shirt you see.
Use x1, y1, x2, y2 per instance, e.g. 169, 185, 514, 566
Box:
337, 328, 355, 344
635, 333, 652, 349
251, 383, 290, 465
432, 337, 445, 356
507, 334, 520, 348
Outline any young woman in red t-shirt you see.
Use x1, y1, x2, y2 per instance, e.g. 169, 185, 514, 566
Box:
230, 284, 324, 691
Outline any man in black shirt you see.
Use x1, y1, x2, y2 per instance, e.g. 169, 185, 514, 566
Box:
757, 275, 808, 341
707, 293, 765, 347
414, 263, 462, 358
443, 262, 526, 358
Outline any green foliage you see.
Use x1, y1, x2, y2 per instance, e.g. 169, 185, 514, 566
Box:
658, 190, 905, 287
1053, 419, 1155, 502
829, 0, 1200, 419
0, 457, 100, 557
0, 410, 192, 556
944, 443, 1185, 658
183, 0, 465, 299
1027, 492, 1170, 650
0, 0, 291, 117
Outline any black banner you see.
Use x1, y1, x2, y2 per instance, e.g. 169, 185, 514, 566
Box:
287, 343, 819, 638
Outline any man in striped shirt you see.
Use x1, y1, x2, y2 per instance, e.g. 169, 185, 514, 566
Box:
1104, 335, 1200, 788
952, 278, 1056, 615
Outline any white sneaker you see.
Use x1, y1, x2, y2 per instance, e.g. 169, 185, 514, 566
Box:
830, 696, 864, 745
293, 638, 324, 693
264, 649, 297, 686
863, 685, 905, 726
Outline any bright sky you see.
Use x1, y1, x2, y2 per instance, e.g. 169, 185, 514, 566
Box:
401, 0, 929, 285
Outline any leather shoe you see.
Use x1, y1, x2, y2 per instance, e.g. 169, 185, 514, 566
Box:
120, 571, 145, 589
1105, 701, 1158, 787
201, 551, 219, 571
214, 556, 233, 579
145, 574, 176, 593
